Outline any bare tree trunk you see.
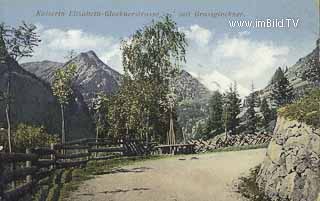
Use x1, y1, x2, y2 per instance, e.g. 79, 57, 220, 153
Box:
61, 104, 65, 144
182, 130, 186, 144
6, 63, 15, 189
96, 125, 99, 142
168, 108, 176, 154
224, 112, 228, 143
6, 66, 12, 153
95, 125, 99, 158
96, 114, 100, 142
6, 104, 11, 152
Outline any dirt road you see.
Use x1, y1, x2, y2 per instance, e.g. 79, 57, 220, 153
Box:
69, 149, 266, 201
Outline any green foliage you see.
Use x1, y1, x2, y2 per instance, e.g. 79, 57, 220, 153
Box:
0, 21, 40, 60
271, 67, 294, 107
245, 84, 259, 134
108, 78, 174, 141
52, 63, 77, 105
92, 93, 110, 138
0, 124, 58, 152
176, 98, 208, 141
109, 16, 187, 143
205, 91, 223, 139
260, 98, 272, 130
121, 15, 187, 82
0, 22, 40, 153
193, 119, 207, 140
223, 84, 241, 135
237, 165, 271, 201
278, 89, 320, 128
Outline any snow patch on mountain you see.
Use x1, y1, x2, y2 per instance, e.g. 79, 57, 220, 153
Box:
189, 70, 250, 97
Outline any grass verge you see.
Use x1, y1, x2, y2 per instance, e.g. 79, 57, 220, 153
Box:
198, 143, 268, 155
237, 165, 271, 201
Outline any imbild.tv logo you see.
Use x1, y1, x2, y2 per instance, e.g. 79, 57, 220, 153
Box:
229, 18, 300, 29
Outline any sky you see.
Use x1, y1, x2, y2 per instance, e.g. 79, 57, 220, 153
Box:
0, 0, 319, 95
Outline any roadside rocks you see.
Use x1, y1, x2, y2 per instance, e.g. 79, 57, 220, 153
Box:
256, 117, 320, 201
188, 133, 271, 153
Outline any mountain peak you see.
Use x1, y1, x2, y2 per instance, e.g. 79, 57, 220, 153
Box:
74, 50, 105, 68
173, 69, 211, 101
80, 50, 98, 58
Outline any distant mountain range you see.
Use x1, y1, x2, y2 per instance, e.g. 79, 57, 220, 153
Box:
19, 50, 211, 140
14, 39, 320, 141
22, 51, 121, 106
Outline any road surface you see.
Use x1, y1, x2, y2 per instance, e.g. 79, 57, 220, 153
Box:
69, 148, 266, 201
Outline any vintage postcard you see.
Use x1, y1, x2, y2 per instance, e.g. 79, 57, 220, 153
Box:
0, 1, 319, 201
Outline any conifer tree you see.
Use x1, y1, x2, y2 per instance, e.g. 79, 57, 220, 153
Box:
205, 91, 223, 138
270, 67, 284, 85
223, 83, 241, 137
260, 98, 272, 130
245, 83, 258, 134
271, 67, 294, 107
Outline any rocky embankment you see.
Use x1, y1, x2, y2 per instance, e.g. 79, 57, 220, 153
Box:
256, 117, 320, 201
188, 133, 271, 153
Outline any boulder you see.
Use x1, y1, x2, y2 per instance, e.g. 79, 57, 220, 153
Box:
257, 117, 320, 201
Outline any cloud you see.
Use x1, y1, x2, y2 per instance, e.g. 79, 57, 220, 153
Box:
24, 24, 122, 72
182, 24, 290, 90
25, 23, 290, 92
212, 35, 289, 88
181, 25, 213, 47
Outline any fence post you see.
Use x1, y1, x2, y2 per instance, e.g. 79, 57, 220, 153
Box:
0, 153, 4, 201
11, 160, 16, 189
26, 148, 32, 183
120, 139, 123, 156
86, 144, 90, 166
50, 143, 55, 170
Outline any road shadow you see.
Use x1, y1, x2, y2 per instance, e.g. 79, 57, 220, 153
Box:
99, 187, 150, 194
77, 193, 94, 196
94, 166, 153, 175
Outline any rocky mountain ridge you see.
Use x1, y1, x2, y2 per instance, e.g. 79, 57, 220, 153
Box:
22, 51, 122, 106
258, 40, 319, 100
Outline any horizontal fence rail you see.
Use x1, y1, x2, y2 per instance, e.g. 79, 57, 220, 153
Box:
0, 138, 195, 201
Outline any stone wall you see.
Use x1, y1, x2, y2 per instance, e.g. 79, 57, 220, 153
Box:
256, 117, 320, 201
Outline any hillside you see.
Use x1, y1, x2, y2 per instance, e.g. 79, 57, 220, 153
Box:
174, 70, 211, 140
0, 57, 94, 140
174, 70, 211, 101
259, 40, 319, 100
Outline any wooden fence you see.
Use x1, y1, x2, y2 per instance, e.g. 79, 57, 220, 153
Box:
154, 144, 195, 155
0, 138, 152, 201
